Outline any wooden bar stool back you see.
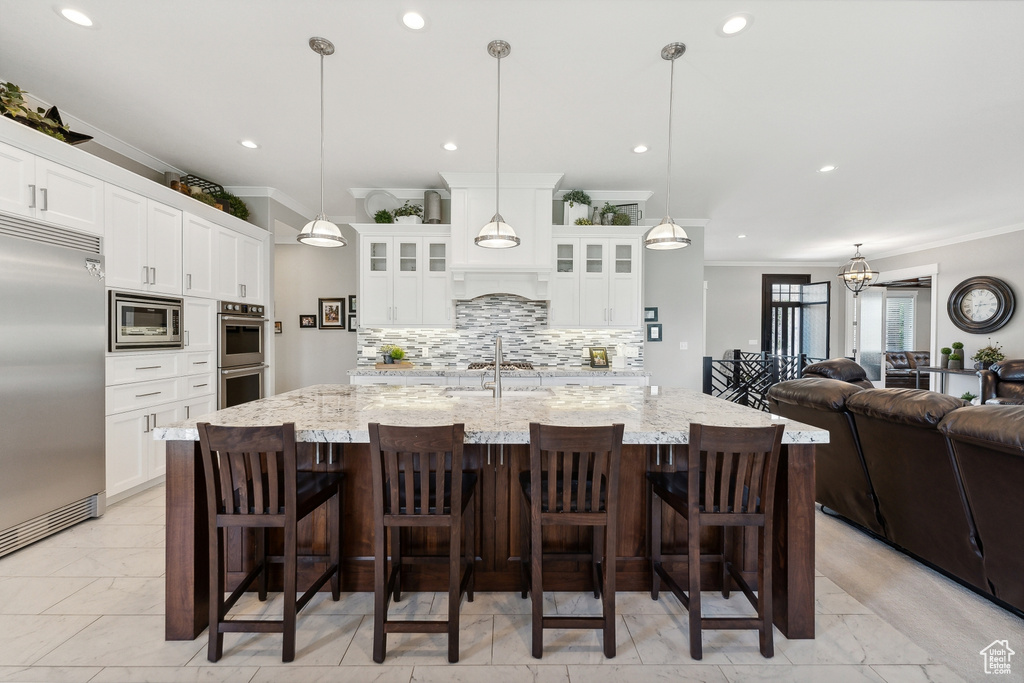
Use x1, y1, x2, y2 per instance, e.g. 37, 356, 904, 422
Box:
196, 422, 343, 663
368, 423, 476, 663
648, 422, 785, 659
520, 422, 624, 659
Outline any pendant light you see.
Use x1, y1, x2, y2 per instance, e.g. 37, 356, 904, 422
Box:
644, 42, 691, 250
475, 40, 520, 249
297, 37, 346, 248
838, 243, 878, 296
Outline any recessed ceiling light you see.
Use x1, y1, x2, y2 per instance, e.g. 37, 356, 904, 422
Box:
60, 8, 93, 27
818, 164, 837, 173
737, 234, 747, 239
443, 142, 458, 151
402, 12, 425, 30
239, 140, 259, 149
633, 145, 648, 154
719, 13, 752, 37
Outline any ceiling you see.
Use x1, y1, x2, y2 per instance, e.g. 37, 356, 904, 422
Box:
2, 1, 1023, 262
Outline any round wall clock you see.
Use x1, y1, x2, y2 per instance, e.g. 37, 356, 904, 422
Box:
946, 276, 1015, 333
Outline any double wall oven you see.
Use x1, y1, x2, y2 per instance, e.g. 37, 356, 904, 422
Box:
218, 301, 267, 409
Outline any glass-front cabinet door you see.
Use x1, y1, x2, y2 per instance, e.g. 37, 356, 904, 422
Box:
549, 240, 580, 327
392, 239, 422, 325
422, 239, 451, 325
361, 238, 393, 326
607, 240, 639, 326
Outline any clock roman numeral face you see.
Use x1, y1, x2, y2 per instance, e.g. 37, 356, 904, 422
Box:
960, 288, 998, 321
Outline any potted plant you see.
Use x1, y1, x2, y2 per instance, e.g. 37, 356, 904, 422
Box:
612, 211, 631, 226
574, 217, 593, 226
939, 347, 952, 369
211, 190, 251, 221
393, 201, 423, 224
948, 353, 963, 370
1, 81, 91, 144
562, 189, 591, 225
388, 346, 406, 363
380, 344, 398, 364
960, 391, 978, 403
373, 209, 394, 224
599, 202, 619, 225
971, 340, 1004, 370
951, 341, 964, 368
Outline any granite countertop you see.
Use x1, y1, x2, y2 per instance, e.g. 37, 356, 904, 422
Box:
154, 384, 827, 445
348, 365, 651, 378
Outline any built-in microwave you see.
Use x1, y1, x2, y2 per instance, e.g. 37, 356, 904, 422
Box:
109, 291, 183, 351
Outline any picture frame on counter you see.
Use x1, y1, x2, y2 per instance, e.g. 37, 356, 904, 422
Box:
644, 307, 659, 322
318, 297, 345, 330
647, 323, 662, 342
274, 321, 282, 334
347, 315, 357, 332
299, 314, 317, 329
589, 347, 609, 368
348, 295, 357, 314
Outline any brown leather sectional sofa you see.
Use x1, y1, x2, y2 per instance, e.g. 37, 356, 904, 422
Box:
884, 351, 930, 389
980, 359, 1024, 404
767, 362, 1023, 615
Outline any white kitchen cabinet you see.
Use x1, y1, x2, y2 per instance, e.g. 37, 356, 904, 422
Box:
214, 226, 264, 303
182, 395, 216, 421
183, 297, 216, 352
359, 232, 451, 327
183, 213, 216, 299
550, 235, 641, 329
105, 401, 181, 498
104, 185, 182, 294
0, 140, 103, 234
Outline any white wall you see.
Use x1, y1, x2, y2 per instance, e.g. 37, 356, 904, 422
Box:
642, 226, 705, 388
703, 264, 846, 361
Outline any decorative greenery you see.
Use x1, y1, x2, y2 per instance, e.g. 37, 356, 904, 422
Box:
951, 341, 964, 350
574, 217, 594, 225
1, 81, 70, 142
960, 392, 978, 402
612, 211, 631, 226
211, 190, 250, 221
599, 202, 619, 216
949, 353, 962, 361
393, 201, 423, 218
388, 347, 406, 361
373, 209, 394, 224
971, 340, 1004, 364
940, 347, 952, 355
191, 191, 218, 207
563, 189, 592, 207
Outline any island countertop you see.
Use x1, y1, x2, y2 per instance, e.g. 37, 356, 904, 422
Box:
154, 383, 827, 445
348, 365, 651, 378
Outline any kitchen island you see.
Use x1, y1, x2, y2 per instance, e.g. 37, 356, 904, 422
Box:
155, 384, 826, 642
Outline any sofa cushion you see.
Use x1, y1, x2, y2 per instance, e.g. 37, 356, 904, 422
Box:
909, 351, 930, 368
886, 352, 912, 370
802, 358, 869, 383
938, 405, 1024, 453
767, 378, 864, 412
994, 359, 1024, 382
846, 388, 965, 428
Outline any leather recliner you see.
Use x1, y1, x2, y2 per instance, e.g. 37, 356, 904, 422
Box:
767, 377, 885, 534
845, 389, 987, 591
979, 359, 1024, 405
939, 405, 1024, 612
800, 358, 874, 390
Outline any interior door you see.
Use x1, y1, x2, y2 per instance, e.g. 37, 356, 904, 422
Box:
856, 288, 885, 383
799, 281, 830, 360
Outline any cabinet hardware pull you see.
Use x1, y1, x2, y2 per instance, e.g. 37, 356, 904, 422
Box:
241, 284, 246, 297
192, 361, 207, 365
40, 188, 47, 211
150, 267, 156, 283
135, 391, 161, 397
655, 444, 661, 467
184, 331, 189, 347
486, 445, 491, 466
144, 414, 150, 432
28, 184, 36, 208
186, 273, 192, 290
193, 383, 208, 388
185, 406, 190, 419
135, 366, 161, 370
499, 444, 504, 467
142, 266, 150, 284
151, 413, 157, 428
668, 445, 674, 466
315, 443, 320, 465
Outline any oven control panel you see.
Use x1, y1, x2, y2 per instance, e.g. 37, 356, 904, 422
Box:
219, 301, 265, 317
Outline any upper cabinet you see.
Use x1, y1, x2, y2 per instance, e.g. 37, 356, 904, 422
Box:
357, 228, 451, 327
550, 231, 643, 329
214, 226, 264, 304
0, 140, 103, 235
104, 185, 182, 295
183, 213, 216, 299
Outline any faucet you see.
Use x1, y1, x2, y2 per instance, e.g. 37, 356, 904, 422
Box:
482, 335, 503, 397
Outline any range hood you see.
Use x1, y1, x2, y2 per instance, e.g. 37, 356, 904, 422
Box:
441, 172, 562, 301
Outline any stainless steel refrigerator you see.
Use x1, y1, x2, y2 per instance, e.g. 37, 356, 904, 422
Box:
0, 215, 105, 556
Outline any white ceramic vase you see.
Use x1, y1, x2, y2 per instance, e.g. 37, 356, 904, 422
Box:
563, 201, 590, 225
394, 215, 422, 225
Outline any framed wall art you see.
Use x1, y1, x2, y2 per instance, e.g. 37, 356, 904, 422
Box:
299, 314, 317, 329
318, 297, 345, 330
647, 323, 662, 342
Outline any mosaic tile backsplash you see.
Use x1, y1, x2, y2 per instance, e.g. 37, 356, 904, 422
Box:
356, 294, 644, 367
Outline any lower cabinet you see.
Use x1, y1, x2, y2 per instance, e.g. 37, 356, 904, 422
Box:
106, 401, 182, 498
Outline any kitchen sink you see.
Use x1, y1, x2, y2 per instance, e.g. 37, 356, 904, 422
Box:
440, 386, 553, 396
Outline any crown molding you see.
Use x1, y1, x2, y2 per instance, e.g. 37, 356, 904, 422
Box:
349, 187, 451, 200
869, 222, 1024, 261
705, 260, 841, 268
223, 186, 315, 220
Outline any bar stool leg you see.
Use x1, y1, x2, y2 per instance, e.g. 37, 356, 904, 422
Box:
759, 524, 775, 657
650, 484, 662, 600
688, 513, 703, 660
372, 524, 387, 663
603, 521, 617, 658
531, 517, 544, 659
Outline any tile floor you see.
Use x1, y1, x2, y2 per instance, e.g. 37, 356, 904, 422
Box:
0, 485, 972, 682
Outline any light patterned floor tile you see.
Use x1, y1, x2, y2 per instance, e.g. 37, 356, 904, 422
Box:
50, 548, 165, 578
491, 614, 641, 665
622, 613, 791, 666
35, 615, 204, 667
0, 615, 97, 666
94, 504, 165, 526
90, 666, 259, 682
777, 614, 935, 666
30, 523, 165, 549
0, 547, 91, 577
720, 664, 886, 682
0, 576, 95, 614
412, 664, 570, 683
44, 577, 164, 615
250, 664, 413, 682
567, 663, 727, 682
183, 614, 360, 667
869, 664, 968, 683
343, 613, 494, 665
430, 590, 555, 616
0, 666, 102, 682
120, 486, 167, 507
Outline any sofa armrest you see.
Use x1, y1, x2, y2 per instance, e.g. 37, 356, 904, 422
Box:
979, 369, 998, 402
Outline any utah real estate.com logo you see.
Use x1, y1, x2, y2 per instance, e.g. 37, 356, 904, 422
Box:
980, 640, 1015, 675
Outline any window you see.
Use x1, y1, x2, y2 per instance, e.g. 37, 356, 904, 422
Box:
885, 295, 915, 351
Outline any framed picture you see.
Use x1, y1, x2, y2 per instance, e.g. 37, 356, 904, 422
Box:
274, 321, 282, 334
347, 315, 357, 332
348, 295, 357, 314
299, 314, 317, 329
589, 347, 609, 368
644, 307, 659, 322
318, 297, 345, 330
647, 323, 663, 342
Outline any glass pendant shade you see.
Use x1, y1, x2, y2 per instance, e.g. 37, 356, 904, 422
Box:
838, 244, 877, 295
644, 215, 691, 250
297, 214, 346, 247
474, 213, 520, 248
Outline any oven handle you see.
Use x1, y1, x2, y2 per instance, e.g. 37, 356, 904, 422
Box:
220, 364, 268, 376
220, 316, 268, 323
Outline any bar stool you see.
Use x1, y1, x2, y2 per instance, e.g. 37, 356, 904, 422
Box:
196, 422, 343, 662
368, 423, 476, 663
648, 422, 785, 659
520, 422, 624, 659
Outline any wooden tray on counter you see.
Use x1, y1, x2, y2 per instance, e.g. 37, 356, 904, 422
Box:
374, 362, 415, 369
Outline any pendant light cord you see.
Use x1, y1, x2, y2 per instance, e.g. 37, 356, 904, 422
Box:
665, 55, 674, 215
319, 51, 326, 216
495, 51, 501, 218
